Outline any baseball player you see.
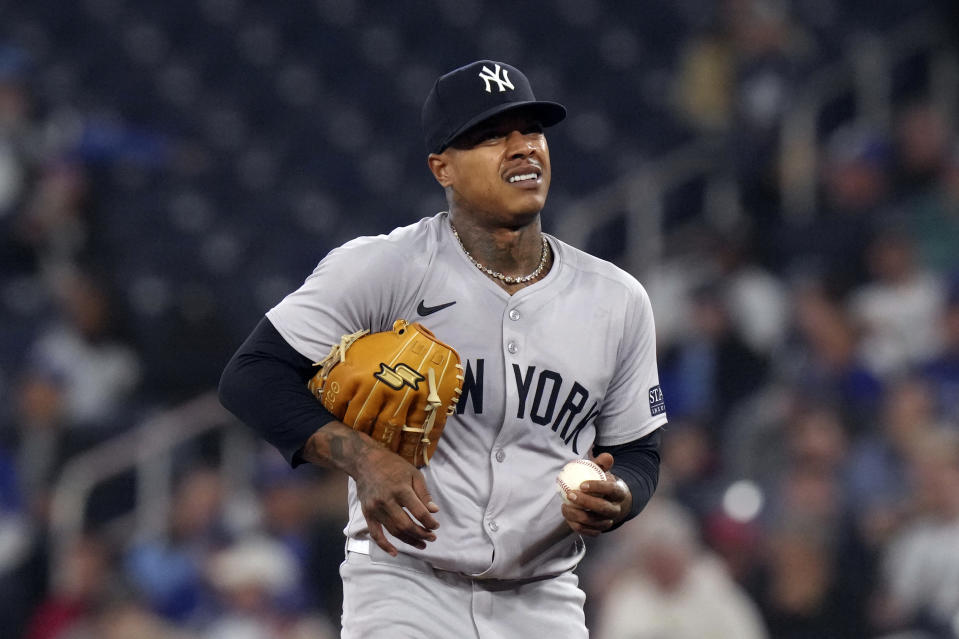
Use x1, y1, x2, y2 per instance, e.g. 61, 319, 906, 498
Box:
219, 60, 667, 638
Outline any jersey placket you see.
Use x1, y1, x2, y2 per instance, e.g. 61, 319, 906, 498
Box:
480, 298, 528, 563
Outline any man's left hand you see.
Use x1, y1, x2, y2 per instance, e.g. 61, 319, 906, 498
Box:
560, 452, 632, 536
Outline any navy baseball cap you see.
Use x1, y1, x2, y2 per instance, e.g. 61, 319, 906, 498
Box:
422, 60, 566, 154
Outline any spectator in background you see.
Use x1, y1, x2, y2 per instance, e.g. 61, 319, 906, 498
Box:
592, 498, 768, 639
23, 534, 113, 639
0, 250, 137, 639
250, 454, 324, 617
217, 449, 350, 625
782, 407, 849, 481
0, 363, 78, 638
755, 520, 865, 638
658, 418, 720, 520
25, 267, 142, 438
891, 100, 954, 201
754, 405, 873, 636
778, 125, 891, 294
203, 536, 335, 639
124, 466, 229, 626
15, 161, 92, 275
720, 382, 801, 483
920, 276, 959, 424
904, 139, 959, 275
673, 0, 814, 227
0, 44, 37, 221
875, 428, 959, 636
701, 507, 765, 594
711, 226, 790, 357
844, 378, 940, 550
75, 599, 198, 639
659, 279, 769, 430
760, 410, 847, 543
0, 46, 62, 420
0, 443, 33, 638
9, 371, 66, 516
724, 0, 813, 225
781, 278, 883, 430
301, 468, 351, 624
670, 0, 793, 131
673, 18, 735, 135
848, 227, 946, 379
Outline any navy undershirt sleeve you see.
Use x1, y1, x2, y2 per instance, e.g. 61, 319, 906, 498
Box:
218, 317, 337, 467
593, 428, 662, 530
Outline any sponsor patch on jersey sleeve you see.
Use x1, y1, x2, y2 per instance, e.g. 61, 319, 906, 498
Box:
648, 385, 666, 416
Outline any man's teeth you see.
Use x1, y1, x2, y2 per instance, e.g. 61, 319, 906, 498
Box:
508, 173, 538, 183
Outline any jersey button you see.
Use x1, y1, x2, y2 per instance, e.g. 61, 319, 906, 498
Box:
487, 520, 499, 532
495, 449, 506, 462
507, 341, 518, 354
508, 309, 521, 321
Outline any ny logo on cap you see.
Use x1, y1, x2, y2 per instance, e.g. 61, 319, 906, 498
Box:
478, 64, 515, 93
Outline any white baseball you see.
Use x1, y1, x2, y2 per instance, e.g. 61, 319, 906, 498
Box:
556, 459, 607, 504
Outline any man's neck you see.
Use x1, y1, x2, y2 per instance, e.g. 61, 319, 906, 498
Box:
449, 210, 540, 261
448, 210, 552, 293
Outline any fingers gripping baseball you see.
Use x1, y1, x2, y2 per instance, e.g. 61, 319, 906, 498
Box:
561, 453, 631, 536
593, 452, 614, 473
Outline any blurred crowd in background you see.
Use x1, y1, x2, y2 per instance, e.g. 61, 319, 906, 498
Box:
0, 1, 958, 638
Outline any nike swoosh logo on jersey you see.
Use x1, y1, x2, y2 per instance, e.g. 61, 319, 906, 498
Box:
417, 299, 457, 316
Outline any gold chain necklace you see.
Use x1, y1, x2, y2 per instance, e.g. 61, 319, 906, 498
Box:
450, 222, 549, 285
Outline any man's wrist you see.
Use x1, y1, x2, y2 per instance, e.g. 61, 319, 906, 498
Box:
301, 421, 375, 477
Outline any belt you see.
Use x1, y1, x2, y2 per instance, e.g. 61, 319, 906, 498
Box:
345, 537, 557, 590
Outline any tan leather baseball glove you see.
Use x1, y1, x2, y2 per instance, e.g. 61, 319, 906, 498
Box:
308, 319, 463, 467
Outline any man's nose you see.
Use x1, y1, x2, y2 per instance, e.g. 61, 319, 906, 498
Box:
505, 130, 535, 158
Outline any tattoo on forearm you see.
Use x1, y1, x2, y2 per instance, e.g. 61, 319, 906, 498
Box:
329, 434, 346, 461
317, 427, 372, 471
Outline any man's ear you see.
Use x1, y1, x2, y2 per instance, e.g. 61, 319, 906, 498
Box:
427, 152, 453, 187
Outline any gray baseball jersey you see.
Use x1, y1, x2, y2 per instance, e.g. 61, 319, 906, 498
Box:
266, 211, 667, 581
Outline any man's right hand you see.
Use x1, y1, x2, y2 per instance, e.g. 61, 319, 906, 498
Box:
301, 421, 440, 556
